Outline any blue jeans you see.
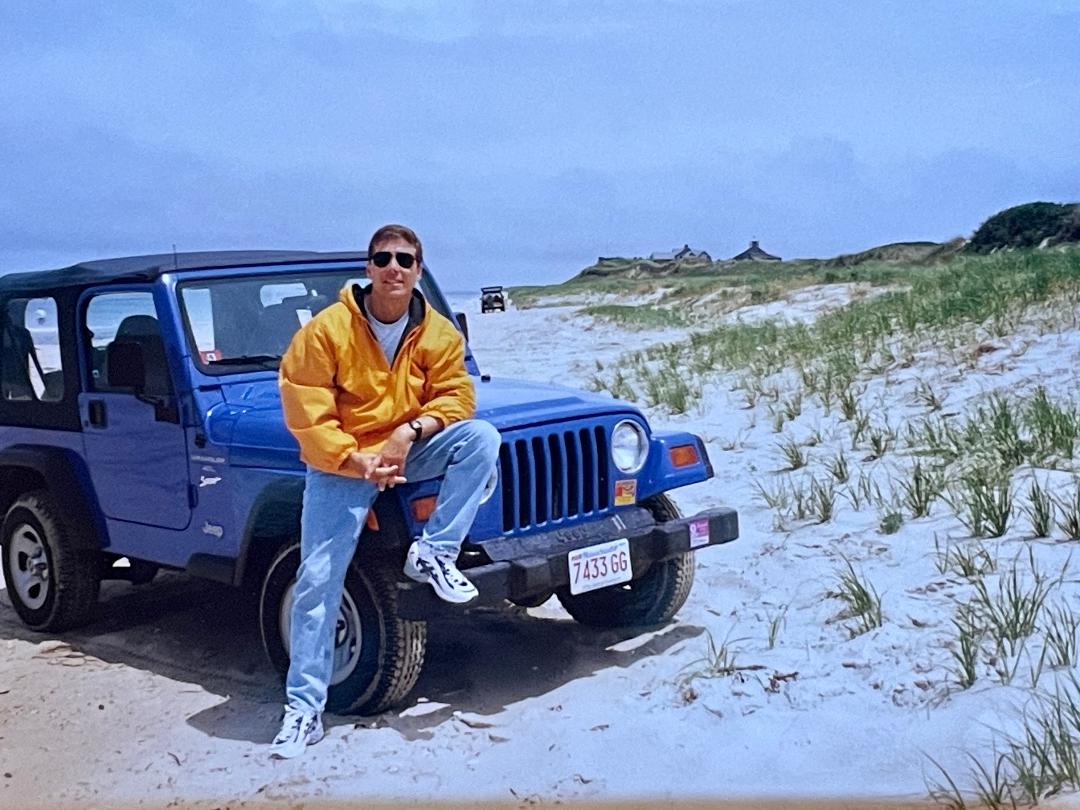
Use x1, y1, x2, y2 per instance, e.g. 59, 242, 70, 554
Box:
285, 418, 501, 713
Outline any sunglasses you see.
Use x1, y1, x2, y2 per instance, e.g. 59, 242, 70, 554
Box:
370, 251, 417, 269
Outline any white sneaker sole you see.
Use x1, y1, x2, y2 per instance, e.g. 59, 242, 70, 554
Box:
403, 559, 478, 604
430, 580, 479, 605
270, 728, 324, 759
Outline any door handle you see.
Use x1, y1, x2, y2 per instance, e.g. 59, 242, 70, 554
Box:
88, 399, 107, 427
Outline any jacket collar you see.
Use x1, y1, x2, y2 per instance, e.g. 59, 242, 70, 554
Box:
345, 283, 427, 335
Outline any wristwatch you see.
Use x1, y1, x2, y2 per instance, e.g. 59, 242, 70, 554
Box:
408, 419, 423, 442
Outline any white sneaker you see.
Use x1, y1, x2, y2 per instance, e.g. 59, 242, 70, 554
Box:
270, 706, 324, 759
404, 541, 479, 604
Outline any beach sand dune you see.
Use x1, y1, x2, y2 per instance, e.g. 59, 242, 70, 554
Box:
2, 285, 1079, 806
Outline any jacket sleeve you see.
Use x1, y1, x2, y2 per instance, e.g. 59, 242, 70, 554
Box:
419, 326, 475, 427
278, 317, 357, 472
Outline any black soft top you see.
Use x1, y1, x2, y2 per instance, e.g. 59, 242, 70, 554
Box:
0, 250, 368, 295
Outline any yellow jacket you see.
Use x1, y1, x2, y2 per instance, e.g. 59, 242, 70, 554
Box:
279, 284, 475, 474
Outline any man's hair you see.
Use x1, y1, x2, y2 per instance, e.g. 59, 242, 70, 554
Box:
368, 224, 423, 266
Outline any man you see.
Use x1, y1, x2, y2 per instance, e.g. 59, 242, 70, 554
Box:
271, 224, 500, 758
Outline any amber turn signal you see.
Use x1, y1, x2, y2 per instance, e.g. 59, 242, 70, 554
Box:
410, 495, 438, 522
668, 444, 699, 467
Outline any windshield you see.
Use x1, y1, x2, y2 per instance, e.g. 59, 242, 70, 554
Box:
178, 265, 456, 375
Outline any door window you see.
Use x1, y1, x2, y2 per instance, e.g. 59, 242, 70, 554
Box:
84, 292, 171, 395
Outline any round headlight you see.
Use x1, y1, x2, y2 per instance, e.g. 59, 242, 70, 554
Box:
479, 466, 499, 504
611, 420, 648, 473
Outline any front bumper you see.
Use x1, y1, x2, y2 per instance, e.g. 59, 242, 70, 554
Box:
396, 505, 738, 619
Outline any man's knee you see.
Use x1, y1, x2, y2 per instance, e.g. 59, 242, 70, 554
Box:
466, 419, 501, 461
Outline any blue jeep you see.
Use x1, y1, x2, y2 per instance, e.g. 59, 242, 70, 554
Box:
0, 251, 738, 713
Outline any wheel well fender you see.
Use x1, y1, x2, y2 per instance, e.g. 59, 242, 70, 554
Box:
236, 477, 304, 589
0, 445, 107, 549
237, 478, 410, 589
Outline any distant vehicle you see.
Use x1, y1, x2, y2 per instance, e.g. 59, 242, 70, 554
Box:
480, 285, 506, 313
0, 250, 737, 715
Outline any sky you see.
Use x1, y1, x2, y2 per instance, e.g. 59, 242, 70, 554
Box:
1, 0, 1078, 288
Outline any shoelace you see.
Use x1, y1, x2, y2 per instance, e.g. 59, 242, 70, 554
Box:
436, 558, 469, 588
277, 710, 306, 740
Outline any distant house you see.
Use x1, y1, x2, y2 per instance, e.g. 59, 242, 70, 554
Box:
649, 244, 712, 262
731, 240, 781, 262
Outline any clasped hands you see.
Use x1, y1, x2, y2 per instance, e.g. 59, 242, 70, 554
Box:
344, 422, 416, 491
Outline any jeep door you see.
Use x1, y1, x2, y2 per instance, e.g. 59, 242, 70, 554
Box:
77, 288, 191, 530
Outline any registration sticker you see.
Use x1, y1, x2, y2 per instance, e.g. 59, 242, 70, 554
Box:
568, 538, 632, 595
689, 518, 710, 548
614, 479, 637, 506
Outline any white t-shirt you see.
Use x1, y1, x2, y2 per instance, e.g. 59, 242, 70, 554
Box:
364, 300, 409, 364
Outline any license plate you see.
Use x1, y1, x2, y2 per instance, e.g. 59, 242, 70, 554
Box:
568, 538, 632, 595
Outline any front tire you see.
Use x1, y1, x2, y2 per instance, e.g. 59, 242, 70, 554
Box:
259, 543, 427, 714
556, 494, 695, 628
1, 490, 101, 631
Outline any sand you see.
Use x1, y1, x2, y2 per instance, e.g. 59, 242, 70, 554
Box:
2, 285, 1080, 807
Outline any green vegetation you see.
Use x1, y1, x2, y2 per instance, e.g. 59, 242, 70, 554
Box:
832, 557, 883, 637
930, 675, 1080, 806
584, 250, 1080, 414
508, 254, 908, 312
680, 628, 748, 682
948, 608, 983, 689
934, 537, 995, 580
532, 228, 1080, 810
878, 510, 903, 535
931, 587, 1080, 807
970, 556, 1052, 658
1022, 477, 1054, 538
946, 469, 1013, 539
898, 461, 946, 518
1058, 483, 1080, 540
826, 238, 965, 268
515, 201, 1079, 318
967, 201, 1079, 254
579, 303, 690, 329
513, 207, 1080, 808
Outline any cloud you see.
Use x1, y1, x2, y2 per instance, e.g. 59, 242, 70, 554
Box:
1, 1, 1078, 283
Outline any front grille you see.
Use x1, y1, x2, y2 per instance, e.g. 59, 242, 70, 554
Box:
499, 425, 610, 533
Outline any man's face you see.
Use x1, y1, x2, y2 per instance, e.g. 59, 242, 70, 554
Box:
366, 237, 421, 306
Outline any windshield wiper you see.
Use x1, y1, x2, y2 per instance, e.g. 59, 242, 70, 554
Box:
207, 354, 281, 368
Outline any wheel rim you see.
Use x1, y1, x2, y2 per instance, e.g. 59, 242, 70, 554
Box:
279, 581, 363, 686
7, 522, 50, 610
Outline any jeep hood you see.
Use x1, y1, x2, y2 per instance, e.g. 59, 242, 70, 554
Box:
212, 376, 640, 468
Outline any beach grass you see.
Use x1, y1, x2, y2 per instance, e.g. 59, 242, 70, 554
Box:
586, 250, 1080, 413
531, 247, 1080, 806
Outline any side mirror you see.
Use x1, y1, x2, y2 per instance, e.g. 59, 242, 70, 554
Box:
106, 340, 146, 392
455, 311, 469, 341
